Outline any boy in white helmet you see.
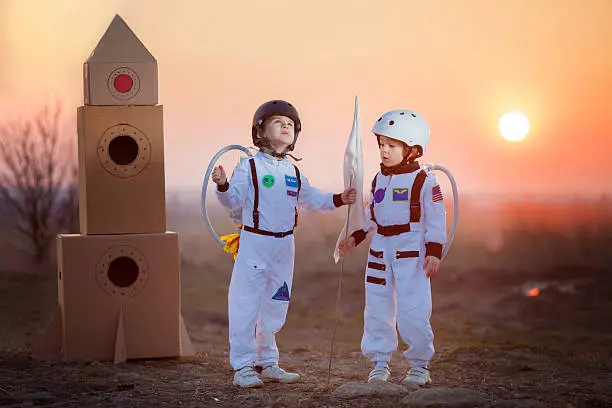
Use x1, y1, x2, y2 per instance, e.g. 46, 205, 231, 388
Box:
338, 110, 446, 386
212, 100, 356, 388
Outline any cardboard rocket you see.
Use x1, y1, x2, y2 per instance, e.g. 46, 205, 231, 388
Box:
34, 15, 194, 363
83, 14, 158, 106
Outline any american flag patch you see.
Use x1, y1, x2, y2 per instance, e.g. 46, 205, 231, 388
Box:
432, 185, 443, 202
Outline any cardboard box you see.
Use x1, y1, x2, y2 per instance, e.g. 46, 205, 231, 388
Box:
77, 105, 166, 235
39, 232, 193, 362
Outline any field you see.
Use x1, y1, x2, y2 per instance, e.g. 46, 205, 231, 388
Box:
0, 193, 610, 407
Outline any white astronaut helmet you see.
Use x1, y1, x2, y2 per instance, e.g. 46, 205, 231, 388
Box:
371, 110, 431, 157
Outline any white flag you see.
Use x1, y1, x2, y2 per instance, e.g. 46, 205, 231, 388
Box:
334, 95, 366, 263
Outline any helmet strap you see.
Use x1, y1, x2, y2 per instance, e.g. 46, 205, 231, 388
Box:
286, 152, 302, 162
258, 146, 302, 162
259, 146, 283, 157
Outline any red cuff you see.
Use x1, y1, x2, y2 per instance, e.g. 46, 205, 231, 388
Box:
333, 194, 344, 207
425, 242, 443, 259
217, 181, 230, 192
351, 229, 367, 246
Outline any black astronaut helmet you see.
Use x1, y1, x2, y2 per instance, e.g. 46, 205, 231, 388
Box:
251, 100, 302, 152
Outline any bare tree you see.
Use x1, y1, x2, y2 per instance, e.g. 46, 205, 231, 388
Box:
0, 103, 78, 264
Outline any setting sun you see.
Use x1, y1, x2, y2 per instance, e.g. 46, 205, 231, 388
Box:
499, 111, 530, 142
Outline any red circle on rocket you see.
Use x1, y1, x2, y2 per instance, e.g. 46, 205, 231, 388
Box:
114, 74, 134, 93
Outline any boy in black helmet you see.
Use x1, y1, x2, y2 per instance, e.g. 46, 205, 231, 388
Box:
212, 100, 356, 388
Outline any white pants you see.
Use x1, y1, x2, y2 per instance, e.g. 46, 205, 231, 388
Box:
361, 233, 434, 368
228, 229, 295, 370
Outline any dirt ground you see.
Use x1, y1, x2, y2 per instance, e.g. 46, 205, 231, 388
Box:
0, 257, 610, 407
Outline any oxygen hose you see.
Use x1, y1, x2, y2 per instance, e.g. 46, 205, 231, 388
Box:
201, 144, 251, 247
424, 164, 459, 260
201, 148, 459, 260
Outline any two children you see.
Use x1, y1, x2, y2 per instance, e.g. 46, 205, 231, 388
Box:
212, 100, 356, 388
338, 109, 447, 386
212, 102, 446, 388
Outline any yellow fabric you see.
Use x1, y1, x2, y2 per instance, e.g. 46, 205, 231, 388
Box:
220, 233, 241, 261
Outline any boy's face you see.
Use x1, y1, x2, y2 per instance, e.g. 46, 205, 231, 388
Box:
262, 115, 295, 151
378, 135, 406, 167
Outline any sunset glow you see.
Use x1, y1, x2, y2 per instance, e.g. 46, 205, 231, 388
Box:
499, 111, 530, 142
1, 1, 611, 196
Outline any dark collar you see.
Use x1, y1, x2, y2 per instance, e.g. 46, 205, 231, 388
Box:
380, 160, 420, 176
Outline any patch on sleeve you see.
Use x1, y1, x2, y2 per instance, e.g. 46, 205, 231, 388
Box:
392, 188, 409, 201
285, 175, 299, 187
432, 184, 443, 202
272, 281, 290, 301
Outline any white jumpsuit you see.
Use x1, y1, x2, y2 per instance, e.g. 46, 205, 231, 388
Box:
216, 151, 341, 370
357, 165, 446, 369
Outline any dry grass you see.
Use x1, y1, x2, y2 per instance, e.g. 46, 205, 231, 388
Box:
0, 193, 611, 407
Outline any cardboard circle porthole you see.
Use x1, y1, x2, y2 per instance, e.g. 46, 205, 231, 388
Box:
96, 245, 149, 297
107, 67, 140, 100
97, 124, 151, 178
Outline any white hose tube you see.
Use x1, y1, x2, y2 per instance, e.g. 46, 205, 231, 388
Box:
425, 164, 459, 260
201, 145, 251, 247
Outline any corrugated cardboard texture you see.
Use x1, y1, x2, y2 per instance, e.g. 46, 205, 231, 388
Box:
56, 232, 182, 361
77, 105, 166, 235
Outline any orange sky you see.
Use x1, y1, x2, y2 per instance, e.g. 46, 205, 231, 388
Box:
1, 0, 611, 197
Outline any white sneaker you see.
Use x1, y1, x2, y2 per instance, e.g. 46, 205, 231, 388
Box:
233, 366, 263, 388
368, 366, 391, 383
402, 367, 431, 386
259, 365, 300, 383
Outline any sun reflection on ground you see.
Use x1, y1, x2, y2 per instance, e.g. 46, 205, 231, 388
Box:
527, 287, 540, 297
518, 281, 578, 298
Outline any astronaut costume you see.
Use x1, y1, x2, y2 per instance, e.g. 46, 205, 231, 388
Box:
349, 110, 447, 383
215, 100, 346, 379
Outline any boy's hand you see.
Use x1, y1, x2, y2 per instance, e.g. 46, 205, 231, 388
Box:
423, 255, 441, 278
212, 165, 227, 185
341, 188, 357, 205
338, 236, 356, 257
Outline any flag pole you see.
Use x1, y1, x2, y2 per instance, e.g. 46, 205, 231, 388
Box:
327, 94, 361, 385
327, 201, 351, 385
